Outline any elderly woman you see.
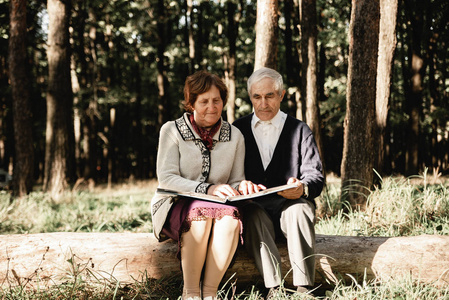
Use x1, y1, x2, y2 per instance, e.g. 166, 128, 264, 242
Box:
151, 70, 259, 300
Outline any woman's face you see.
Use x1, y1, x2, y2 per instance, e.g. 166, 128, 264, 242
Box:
193, 85, 223, 129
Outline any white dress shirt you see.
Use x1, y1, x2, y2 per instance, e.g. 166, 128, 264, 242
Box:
251, 110, 287, 170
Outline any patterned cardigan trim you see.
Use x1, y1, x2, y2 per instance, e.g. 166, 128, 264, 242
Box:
174, 114, 231, 143
175, 114, 232, 194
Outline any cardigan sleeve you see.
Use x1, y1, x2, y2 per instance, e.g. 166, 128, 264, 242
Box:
225, 127, 246, 190
299, 130, 324, 200
156, 122, 204, 192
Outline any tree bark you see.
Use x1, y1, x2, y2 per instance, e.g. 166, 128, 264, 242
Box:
283, 0, 298, 117
340, 0, 379, 208
8, 0, 34, 197
186, 0, 195, 73
254, 0, 279, 70
44, 0, 73, 200
82, 7, 99, 182
375, 0, 398, 177
299, 0, 326, 178
225, 0, 241, 123
375, 0, 398, 176
1, 233, 448, 289
156, 0, 169, 129
404, 0, 426, 176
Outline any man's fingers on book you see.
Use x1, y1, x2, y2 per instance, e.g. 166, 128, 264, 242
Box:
257, 184, 267, 190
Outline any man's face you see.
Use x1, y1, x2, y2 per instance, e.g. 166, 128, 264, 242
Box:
250, 78, 285, 121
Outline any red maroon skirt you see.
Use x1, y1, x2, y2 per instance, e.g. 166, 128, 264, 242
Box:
161, 197, 243, 258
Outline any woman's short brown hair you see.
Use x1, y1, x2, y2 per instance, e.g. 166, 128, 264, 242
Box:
183, 70, 228, 113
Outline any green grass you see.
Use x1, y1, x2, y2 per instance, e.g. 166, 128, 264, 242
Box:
315, 171, 449, 237
1, 173, 449, 299
0, 181, 156, 234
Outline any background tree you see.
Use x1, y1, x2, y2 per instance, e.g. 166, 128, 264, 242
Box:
402, 0, 427, 176
299, 0, 325, 176
44, 0, 73, 200
282, 0, 300, 117
254, 0, 279, 70
224, 0, 242, 123
375, 0, 398, 176
156, 0, 170, 129
341, 0, 380, 208
1, 0, 448, 196
8, 0, 34, 197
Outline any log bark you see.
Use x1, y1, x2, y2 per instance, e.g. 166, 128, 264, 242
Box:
0, 233, 448, 289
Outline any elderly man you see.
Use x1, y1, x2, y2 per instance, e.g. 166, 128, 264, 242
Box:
233, 67, 324, 296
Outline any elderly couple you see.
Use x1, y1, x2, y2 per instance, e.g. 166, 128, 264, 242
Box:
151, 67, 324, 300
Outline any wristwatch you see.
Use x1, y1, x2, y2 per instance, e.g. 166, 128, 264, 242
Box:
302, 183, 309, 199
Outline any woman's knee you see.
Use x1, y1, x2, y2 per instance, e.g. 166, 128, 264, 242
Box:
184, 218, 214, 241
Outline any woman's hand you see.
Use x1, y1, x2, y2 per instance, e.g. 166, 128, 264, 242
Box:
278, 177, 304, 199
208, 184, 240, 198
238, 180, 266, 195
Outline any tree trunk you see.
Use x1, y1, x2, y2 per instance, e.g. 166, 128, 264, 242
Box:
254, 0, 279, 70
340, 0, 379, 208
71, 0, 87, 180
132, 46, 143, 179
225, 1, 241, 123
1, 233, 448, 289
283, 0, 298, 117
44, 0, 73, 200
404, 0, 426, 176
299, 0, 326, 178
186, 0, 195, 73
375, 0, 398, 177
82, 7, 99, 182
156, 0, 169, 129
8, 0, 34, 197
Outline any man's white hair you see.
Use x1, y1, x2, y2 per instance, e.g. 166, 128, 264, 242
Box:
247, 67, 284, 96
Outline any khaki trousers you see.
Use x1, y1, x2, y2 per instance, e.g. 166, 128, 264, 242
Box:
241, 197, 316, 288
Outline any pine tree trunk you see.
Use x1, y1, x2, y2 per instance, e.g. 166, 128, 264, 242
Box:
254, 0, 279, 70
8, 0, 34, 197
404, 0, 426, 176
341, 0, 380, 208
44, 0, 73, 200
225, 1, 241, 123
156, 0, 169, 129
299, 0, 326, 178
187, 0, 195, 73
375, 0, 398, 176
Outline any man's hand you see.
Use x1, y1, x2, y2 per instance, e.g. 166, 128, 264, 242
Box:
238, 180, 266, 195
208, 184, 240, 198
278, 177, 304, 199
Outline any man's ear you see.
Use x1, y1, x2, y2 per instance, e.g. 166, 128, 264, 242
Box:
280, 90, 286, 101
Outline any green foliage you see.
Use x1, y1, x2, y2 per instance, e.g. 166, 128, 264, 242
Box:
2, 0, 449, 180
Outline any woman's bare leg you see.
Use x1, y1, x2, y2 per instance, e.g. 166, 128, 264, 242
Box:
181, 219, 213, 299
202, 216, 240, 298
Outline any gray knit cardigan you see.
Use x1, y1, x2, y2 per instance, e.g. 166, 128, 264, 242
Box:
151, 113, 246, 241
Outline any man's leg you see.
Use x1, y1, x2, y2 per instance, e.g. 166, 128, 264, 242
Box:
280, 199, 316, 287
243, 202, 282, 288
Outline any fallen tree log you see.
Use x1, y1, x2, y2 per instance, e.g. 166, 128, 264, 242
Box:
0, 232, 448, 289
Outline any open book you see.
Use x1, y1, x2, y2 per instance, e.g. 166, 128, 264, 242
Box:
156, 183, 297, 203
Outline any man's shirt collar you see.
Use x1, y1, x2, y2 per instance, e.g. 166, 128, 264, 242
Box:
252, 110, 286, 129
